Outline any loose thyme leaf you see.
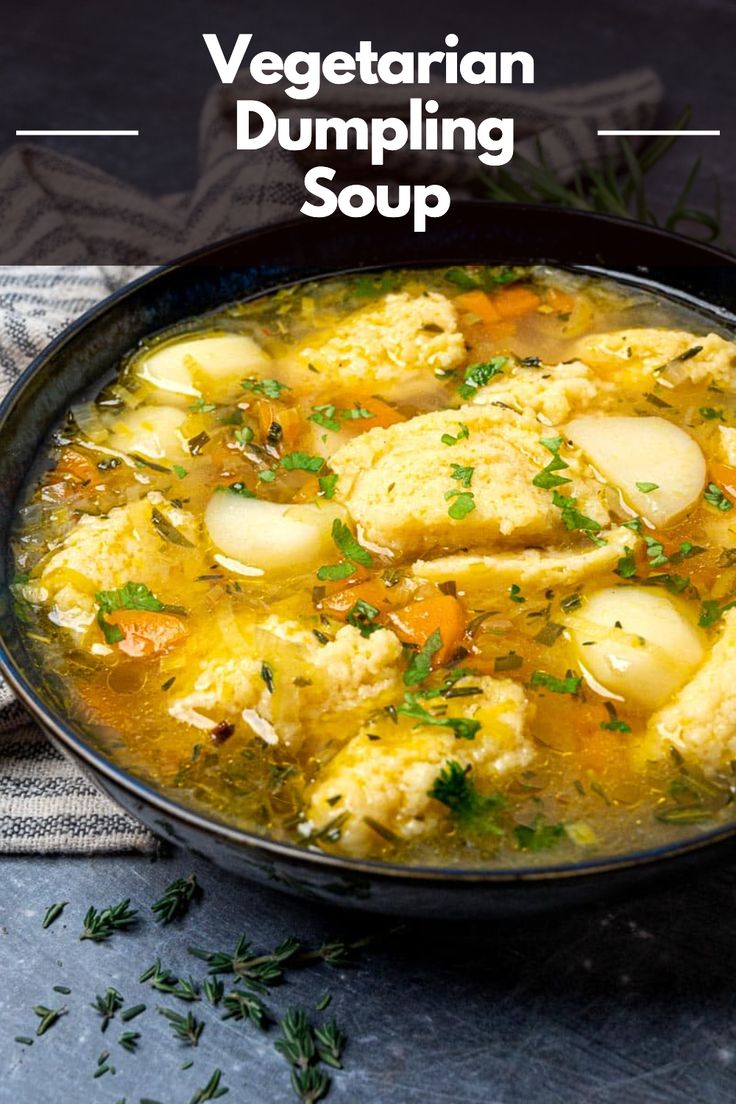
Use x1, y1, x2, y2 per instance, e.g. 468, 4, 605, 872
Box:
91, 987, 123, 1032
189, 1068, 229, 1104
33, 1004, 67, 1036
81, 899, 138, 942
118, 1031, 140, 1053
404, 628, 442, 687
42, 901, 67, 929
151, 874, 201, 924
514, 815, 566, 852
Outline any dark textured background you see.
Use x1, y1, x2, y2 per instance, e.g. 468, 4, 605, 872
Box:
1, 1, 735, 1100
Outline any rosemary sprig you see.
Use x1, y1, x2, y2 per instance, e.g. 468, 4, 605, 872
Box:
483, 109, 721, 242
33, 1004, 67, 1036
151, 874, 201, 924
91, 987, 123, 1032
189, 1068, 229, 1104
80, 899, 138, 942
158, 1007, 204, 1047
221, 988, 270, 1028
41, 901, 67, 929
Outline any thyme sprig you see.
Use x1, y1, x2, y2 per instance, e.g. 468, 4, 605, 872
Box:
158, 1007, 204, 1047
151, 874, 201, 924
80, 899, 138, 942
222, 988, 270, 1028
91, 987, 123, 1032
189, 1068, 229, 1104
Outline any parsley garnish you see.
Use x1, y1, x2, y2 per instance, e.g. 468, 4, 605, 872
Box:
551, 490, 605, 544
318, 473, 338, 499
699, 598, 736, 628
514, 815, 566, 852
636, 481, 659, 493
96, 582, 166, 645
189, 397, 216, 413
509, 583, 525, 603
457, 357, 507, 400
601, 718, 632, 733
700, 406, 723, 420
397, 693, 481, 740
450, 463, 474, 488
704, 482, 734, 511
615, 546, 638, 579
316, 520, 373, 581
241, 377, 289, 399
446, 490, 476, 519
530, 670, 581, 695
532, 436, 572, 490
172, 464, 188, 479
404, 628, 442, 686
280, 452, 325, 473
441, 423, 470, 446
346, 598, 381, 638
233, 425, 254, 447
428, 760, 505, 834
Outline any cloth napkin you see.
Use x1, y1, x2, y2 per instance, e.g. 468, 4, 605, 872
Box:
0, 69, 663, 852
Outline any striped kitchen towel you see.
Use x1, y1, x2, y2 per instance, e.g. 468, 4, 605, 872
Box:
0, 69, 664, 851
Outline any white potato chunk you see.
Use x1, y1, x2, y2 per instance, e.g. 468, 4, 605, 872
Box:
106, 405, 188, 460
135, 332, 270, 402
566, 415, 706, 528
204, 490, 347, 573
568, 586, 705, 710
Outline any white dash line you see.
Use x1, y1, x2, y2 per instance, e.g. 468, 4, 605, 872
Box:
598, 129, 720, 137
15, 129, 140, 137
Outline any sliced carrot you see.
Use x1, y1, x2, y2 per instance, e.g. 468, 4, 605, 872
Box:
105, 609, 187, 658
710, 461, 736, 504
255, 401, 303, 448
56, 448, 97, 484
389, 595, 466, 666
453, 290, 501, 324
358, 396, 406, 429
491, 285, 541, 320
321, 578, 398, 620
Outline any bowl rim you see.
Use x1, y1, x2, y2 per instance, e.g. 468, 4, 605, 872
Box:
3, 202, 736, 887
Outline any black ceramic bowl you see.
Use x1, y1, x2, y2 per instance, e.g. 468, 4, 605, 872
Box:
2, 203, 736, 919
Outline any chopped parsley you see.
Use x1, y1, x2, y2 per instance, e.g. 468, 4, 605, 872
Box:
457, 357, 507, 400
428, 760, 505, 835
446, 491, 476, 520
532, 436, 572, 490
514, 816, 566, 852
241, 377, 290, 399
233, 425, 254, 447
441, 423, 470, 446
642, 572, 691, 594
509, 583, 526, 604
189, 397, 216, 413
445, 265, 523, 291
615, 546, 638, 579
318, 473, 339, 499
704, 482, 734, 511
317, 520, 373, 581
280, 452, 325, 473
172, 464, 188, 479
450, 463, 474, 488
699, 598, 736, 628
644, 536, 668, 567
258, 470, 276, 483
700, 406, 723, 420
601, 718, 632, 733
530, 670, 581, 695
635, 481, 659, 493
404, 628, 442, 687
397, 693, 481, 740
551, 490, 605, 544
346, 598, 381, 638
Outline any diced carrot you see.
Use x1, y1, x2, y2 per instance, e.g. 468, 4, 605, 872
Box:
358, 396, 406, 429
389, 594, 466, 665
105, 609, 187, 658
321, 579, 397, 620
255, 402, 303, 448
56, 448, 97, 484
453, 290, 501, 324
318, 564, 372, 598
491, 285, 541, 321
710, 461, 736, 504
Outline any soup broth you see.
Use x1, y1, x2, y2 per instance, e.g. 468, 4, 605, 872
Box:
12, 265, 736, 866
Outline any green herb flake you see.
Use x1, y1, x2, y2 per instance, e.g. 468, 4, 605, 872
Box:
404, 628, 443, 687
635, 481, 659, 493
241, 377, 289, 400
615, 546, 638, 579
258, 469, 276, 483
514, 816, 566, 852
397, 693, 481, 740
446, 491, 476, 520
346, 598, 382, 639
700, 406, 723, 420
429, 759, 506, 835
457, 357, 508, 400
450, 463, 474, 488
705, 482, 734, 511
551, 490, 605, 543
328, 519, 373, 567
441, 423, 470, 446
280, 452, 325, 473
42, 901, 67, 929
172, 464, 188, 479
318, 473, 338, 499
509, 583, 525, 604
530, 670, 581, 695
